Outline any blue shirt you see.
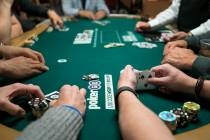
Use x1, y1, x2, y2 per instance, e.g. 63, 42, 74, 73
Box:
61, 0, 110, 16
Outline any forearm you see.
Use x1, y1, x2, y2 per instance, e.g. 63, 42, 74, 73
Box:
17, 106, 83, 140
148, 0, 180, 30
0, 1, 12, 43
118, 92, 174, 140
192, 56, 210, 78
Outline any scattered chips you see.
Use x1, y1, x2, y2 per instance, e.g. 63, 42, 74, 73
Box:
132, 42, 157, 49
104, 43, 125, 48
82, 74, 100, 81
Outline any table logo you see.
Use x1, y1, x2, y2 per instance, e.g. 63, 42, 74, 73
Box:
104, 75, 115, 110
87, 80, 101, 110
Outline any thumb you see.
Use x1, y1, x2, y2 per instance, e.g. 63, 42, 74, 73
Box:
1, 100, 26, 117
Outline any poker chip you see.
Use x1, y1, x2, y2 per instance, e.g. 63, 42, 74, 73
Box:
159, 111, 177, 131
170, 108, 189, 127
47, 26, 54, 32
57, 59, 68, 63
104, 43, 125, 48
132, 42, 157, 49
183, 101, 200, 114
28, 97, 49, 118
82, 74, 100, 81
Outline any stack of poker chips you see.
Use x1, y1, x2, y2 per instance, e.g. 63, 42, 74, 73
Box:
28, 98, 49, 118
159, 101, 200, 132
159, 111, 177, 131
82, 74, 100, 81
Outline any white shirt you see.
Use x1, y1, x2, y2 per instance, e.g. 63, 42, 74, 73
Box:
148, 0, 210, 37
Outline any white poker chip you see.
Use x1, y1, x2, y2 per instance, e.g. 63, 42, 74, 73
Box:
104, 43, 125, 48
57, 59, 68, 63
50, 95, 59, 99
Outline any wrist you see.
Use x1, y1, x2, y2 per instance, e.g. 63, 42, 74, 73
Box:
186, 55, 198, 70
184, 76, 197, 95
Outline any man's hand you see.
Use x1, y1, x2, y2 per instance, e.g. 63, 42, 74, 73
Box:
0, 83, 44, 116
0, 46, 45, 63
79, 10, 96, 20
0, 57, 49, 79
118, 65, 137, 90
135, 22, 151, 32
148, 64, 196, 94
164, 40, 188, 55
47, 10, 64, 28
53, 85, 86, 115
169, 32, 188, 41
95, 10, 106, 20
162, 47, 197, 70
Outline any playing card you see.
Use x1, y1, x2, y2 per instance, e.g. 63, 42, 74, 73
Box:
136, 70, 156, 90
45, 91, 60, 101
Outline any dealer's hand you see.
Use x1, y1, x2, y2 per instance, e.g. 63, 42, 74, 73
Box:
79, 10, 96, 20
135, 22, 151, 32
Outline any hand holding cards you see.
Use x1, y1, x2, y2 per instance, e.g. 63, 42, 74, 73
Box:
120, 68, 156, 91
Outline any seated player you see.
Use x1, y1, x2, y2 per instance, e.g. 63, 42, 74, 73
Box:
17, 85, 86, 140
136, 0, 210, 41
117, 65, 175, 140
148, 64, 210, 102
61, 0, 110, 20
12, 0, 63, 32
162, 32, 210, 78
0, 46, 49, 79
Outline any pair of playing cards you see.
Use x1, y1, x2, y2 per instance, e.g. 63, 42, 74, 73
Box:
45, 91, 59, 101
120, 69, 156, 90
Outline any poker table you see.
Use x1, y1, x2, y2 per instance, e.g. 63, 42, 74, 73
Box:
1, 14, 210, 140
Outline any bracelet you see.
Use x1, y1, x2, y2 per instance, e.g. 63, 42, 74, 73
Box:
195, 77, 205, 100
115, 86, 137, 109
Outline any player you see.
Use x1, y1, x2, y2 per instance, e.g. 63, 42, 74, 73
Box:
117, 65, 175, 140
61, 0, 110, 20
136, 0, 210, 41
162, 32, 210, 79
17, 85, 86, 140
12, 0, 63, 32
148, 64, 210, 102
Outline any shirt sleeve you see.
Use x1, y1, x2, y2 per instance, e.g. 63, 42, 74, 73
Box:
185, 35, 201, 51
17, 106, 84, 140
61, 0, 80, 16
96, 0, 110, 15
190, 19, 210, 36
192, 56, 210, 79
148, 0, 181, 30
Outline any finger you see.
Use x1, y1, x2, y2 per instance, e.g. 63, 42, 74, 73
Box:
33, 51, 45, 64
31, 63, 49, 71
80, 88, 86, 97
0, 100, 26, 116
71, 85, 79, 93
60, 85, 72, 96
148, 77, 168, 86
11, 84, 45, 99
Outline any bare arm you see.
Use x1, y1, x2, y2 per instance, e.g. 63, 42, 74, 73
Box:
10, 15, 23, 39
0, 0, 13, 43
118, 65, 175, 140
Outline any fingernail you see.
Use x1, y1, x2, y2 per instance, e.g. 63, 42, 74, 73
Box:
17, 109, 26, 117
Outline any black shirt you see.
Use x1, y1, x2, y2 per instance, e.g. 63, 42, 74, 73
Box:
177, 0, 210, 32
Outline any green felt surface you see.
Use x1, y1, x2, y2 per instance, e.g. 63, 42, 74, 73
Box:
1, 18, 210, 140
